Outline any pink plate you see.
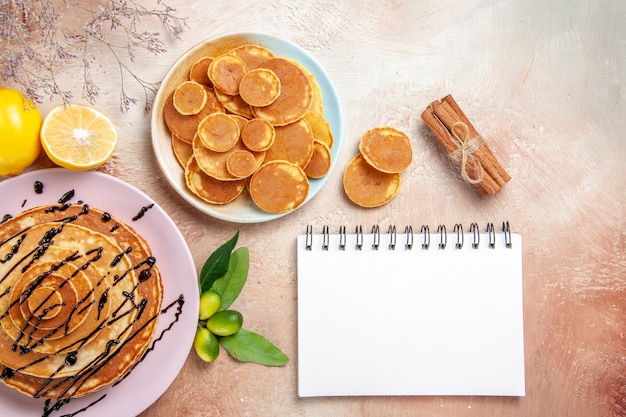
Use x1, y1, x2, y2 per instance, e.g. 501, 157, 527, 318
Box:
0, 168, 199, 417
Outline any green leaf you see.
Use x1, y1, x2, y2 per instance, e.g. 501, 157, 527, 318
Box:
219, 328, 288, 366
211, 247, 249, 310
199, 231, 239, 293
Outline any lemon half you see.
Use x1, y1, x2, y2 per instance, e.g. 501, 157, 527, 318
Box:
41, 103, 118, 170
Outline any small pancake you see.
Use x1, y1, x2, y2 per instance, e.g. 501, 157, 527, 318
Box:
249, 160, 310, 213
230, 44, 275, 69
343, 153, 401, 208
172, 133, 193, 168
214, 87, 254, 119
241, 118, 275, 152
359, 127, 413, 174
303, 111, 333, 148
226, 149, 258, 178
208, 53, 248, 96
239, 68, 281, 107
197, 112, 240, 152
251, 58, 312, 126
164, 87, 225, 143
189, 56, 214, 87
193, 134, 265, 181
264, 118, 314, 168
303, 140, 332, 178
288, 59, 324, 116
173, 81, 208, 115
185, 157, 247, 204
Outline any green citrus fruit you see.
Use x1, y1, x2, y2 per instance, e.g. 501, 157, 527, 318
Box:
199, 290, 222, 320
194, 327, 220, 362
206, 310, 243, 336
0, 88, 42, 177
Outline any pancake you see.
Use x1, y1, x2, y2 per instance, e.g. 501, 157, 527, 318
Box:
359, 127, 413, 174
251, 58, 313, 126
164, 86, 225, 143
303, 140, 332, 178
0, 204, 163, 400
239, 68, 281, 107
343, 153, 401, 207
173, 81, 208, 116
185, 157, 247, 204
240, 118, 275, 152
249, 160, 309, 213
264, 118, 314, 168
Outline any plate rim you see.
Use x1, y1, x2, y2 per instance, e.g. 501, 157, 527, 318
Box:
150, 30, 344, 224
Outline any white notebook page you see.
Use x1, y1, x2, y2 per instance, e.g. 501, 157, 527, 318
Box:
297, 230, 525, 397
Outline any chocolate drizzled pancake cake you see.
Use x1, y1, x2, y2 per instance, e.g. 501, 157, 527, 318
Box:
0, 203, 163, 400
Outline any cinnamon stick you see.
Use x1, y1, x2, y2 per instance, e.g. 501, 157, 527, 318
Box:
440, 95, 511, 185
421, 105, 498, 196
421, 95, 511, 196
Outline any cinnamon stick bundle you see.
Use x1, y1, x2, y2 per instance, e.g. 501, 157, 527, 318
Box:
421, 94, 511, 195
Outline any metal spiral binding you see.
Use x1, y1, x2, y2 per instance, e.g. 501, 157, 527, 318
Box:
388, 225, 396, 250
322, 225, 330, 250
405, 226, 413, 250
420, 225, 430, 249
503, 221, 512, 248
454, 224, 464, 249
339, 225, 346, 250
304, 222, 513, 250
355, 225, 363, 250
305, 225, 313, 250
437, 225, 447, 249
469, 223, 480, 248
487, 222, 496, 248
371, 225, 380, 250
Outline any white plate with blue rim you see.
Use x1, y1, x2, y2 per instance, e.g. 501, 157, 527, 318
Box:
151, 31, 344, 223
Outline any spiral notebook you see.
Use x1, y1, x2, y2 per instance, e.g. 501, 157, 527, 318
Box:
296, 222, 525, 397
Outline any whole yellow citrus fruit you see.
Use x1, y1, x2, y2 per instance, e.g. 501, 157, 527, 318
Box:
0, 88, 43, 177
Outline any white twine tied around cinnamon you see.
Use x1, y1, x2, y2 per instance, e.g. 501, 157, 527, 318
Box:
449, 121, 484, 184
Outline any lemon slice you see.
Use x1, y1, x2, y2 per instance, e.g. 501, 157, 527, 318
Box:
41, 103, 118, 170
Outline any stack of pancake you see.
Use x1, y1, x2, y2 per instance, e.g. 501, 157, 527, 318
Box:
164, 39, 335, 213
0, 203, 163, 400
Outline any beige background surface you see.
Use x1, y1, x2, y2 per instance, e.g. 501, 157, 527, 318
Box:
2, 1, 625, 416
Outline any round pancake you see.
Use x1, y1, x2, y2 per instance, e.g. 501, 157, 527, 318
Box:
264, 118, 314, 168
230, 44, 275, 69
208, 53, 248, 96
249, 160, 310, 213
241, 118, 275, 152
185, 157, 247, 204
343, 153, 401, 207
251, 58, 313, 126
288, 59, 324, 116
173, 81, 208, 116
239, 68, 281, 107
359, 127, 413, 174
0, 204, 163, 399
197, 112, 240, 152
303, 140, 332, 178
226, 150, 258, 178
164, 87, 225, 143
189, 56, 214, 87
303, 111, 333, 148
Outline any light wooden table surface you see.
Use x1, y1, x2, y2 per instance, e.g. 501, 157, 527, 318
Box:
2, 1, 625, 416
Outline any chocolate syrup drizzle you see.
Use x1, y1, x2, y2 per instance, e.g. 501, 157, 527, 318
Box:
0, 186, 186, 416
